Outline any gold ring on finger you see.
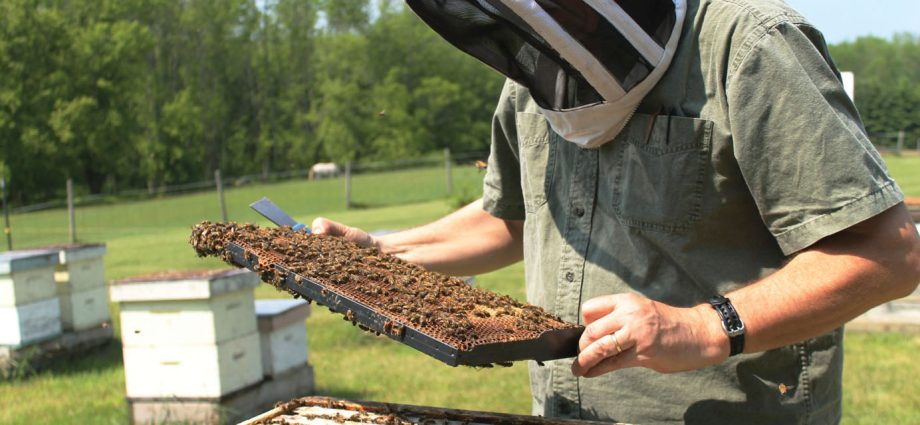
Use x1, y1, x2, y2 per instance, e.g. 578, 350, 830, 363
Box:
612, 334, 624, 354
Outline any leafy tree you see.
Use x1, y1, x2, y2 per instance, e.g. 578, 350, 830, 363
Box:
830, 33, 920, 146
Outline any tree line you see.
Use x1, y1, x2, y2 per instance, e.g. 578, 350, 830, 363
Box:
0, 0, 917, 205
828, 33, 920, 150
0, 0, 502, 205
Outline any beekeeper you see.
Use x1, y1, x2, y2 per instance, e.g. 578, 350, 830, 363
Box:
313, 0, 920, 423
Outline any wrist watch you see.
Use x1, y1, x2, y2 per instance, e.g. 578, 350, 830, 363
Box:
708, 294, 745, 356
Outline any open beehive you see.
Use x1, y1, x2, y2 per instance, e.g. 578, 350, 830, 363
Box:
242, 396, 619, 425
190, 221, 582, 366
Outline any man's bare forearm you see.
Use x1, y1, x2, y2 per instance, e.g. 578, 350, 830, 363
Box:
375, 199, 524, 276
710, 203, 920, 355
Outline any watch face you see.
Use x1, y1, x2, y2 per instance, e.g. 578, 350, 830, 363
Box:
709, 294, 727, 306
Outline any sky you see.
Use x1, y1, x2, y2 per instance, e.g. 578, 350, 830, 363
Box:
785, 0, 920, 44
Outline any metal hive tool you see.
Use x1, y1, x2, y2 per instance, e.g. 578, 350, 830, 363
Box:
191, 221, 583, 367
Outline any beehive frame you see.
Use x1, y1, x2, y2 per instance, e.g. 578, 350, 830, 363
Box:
192, 222, 582, 367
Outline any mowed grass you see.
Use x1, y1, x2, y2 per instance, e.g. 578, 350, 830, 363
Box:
1, 155, 919, 424
885, 153, 920, 198
6, 165, 484, 261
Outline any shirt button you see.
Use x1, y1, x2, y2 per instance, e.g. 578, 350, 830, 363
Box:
574, 206, 585, 217
565, 271, 575, 282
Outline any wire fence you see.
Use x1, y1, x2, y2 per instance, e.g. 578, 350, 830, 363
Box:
0, 150, 490, 255
871, 131, 920, 154
7, 150, 488, 215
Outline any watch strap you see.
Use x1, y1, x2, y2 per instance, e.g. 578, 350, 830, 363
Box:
709, 295, 745, 356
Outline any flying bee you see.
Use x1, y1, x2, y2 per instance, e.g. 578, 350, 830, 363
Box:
474, 160, 488, 171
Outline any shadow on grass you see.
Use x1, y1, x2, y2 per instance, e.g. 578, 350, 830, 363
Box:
313, 386, 371, 401
23, 339, 123, 380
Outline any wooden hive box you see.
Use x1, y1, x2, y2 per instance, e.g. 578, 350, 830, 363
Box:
0, 297, 62, 348
54, 243, 107, 292
58, 285, 110, 332
0, 250, 62, 347
122, 332, 262, 398
51, 244, 110, 331
255, 299, 311, 378
0, 250, 59, 307
111, 269, 263, 399
242, 396, 625, 425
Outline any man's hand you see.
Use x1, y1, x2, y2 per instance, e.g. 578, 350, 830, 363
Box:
571, 294, 727, 378
572, 203, 920, 379
309, 199, 524, 276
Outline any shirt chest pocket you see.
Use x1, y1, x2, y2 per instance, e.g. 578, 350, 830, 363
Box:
609, 113, 713, 233
516, 112, 557, 213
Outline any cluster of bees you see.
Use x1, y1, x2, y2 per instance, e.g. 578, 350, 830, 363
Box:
190, 221, 576, 350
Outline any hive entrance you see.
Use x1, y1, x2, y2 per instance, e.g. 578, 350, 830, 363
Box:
190, 221, 582, 366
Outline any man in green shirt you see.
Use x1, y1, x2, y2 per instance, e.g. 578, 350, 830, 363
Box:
312, 0, 920, 423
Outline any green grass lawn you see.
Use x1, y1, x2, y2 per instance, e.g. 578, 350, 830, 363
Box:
1, 156, 919, 424
885, 154, 920, 197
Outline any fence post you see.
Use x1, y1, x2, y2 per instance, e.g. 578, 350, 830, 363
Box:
1, 177, 11, 251
67, 178, 76, 244
345, 161, 353, 210
444, 148, 453, 197
896, 130, 905, 155
215, 169, 228, 222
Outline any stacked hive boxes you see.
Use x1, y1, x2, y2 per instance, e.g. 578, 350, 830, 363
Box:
254, 299, 311, 378
111, 269, 263, 399
0, 250, 62, 347
53, 244, 109, 331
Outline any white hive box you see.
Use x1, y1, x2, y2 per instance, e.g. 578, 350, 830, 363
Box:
255, 299, 310, 378
53, 243, 107, 292
0, 250, 62, 347
112, 270, 259, 346
0, 297, 62, 347
49, 243, 110, 331
122, 332, 262, 398
58, 285, 110, 332
112, 269, 263, 399
0, 250, 59, 307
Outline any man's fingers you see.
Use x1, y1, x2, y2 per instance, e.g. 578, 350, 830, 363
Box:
581, 294, 636, 324
579, 314, 622, 352
581, 294, 624, 324
310, 217, 344, 236
310, 217, 376, 248
582, 350, 638, 378
571, 327, 634, 377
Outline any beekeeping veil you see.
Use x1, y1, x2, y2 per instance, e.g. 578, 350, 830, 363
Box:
406, 0, 686, 148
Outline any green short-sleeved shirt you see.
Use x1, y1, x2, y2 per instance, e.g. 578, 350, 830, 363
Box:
482, 0, 903, 424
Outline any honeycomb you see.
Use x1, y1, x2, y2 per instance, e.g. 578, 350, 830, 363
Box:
190, 221, 578, 354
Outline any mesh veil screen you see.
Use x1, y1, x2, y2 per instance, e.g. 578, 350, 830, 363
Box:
406, 0, 676, 110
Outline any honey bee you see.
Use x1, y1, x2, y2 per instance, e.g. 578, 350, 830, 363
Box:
474, 160, 488, 171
